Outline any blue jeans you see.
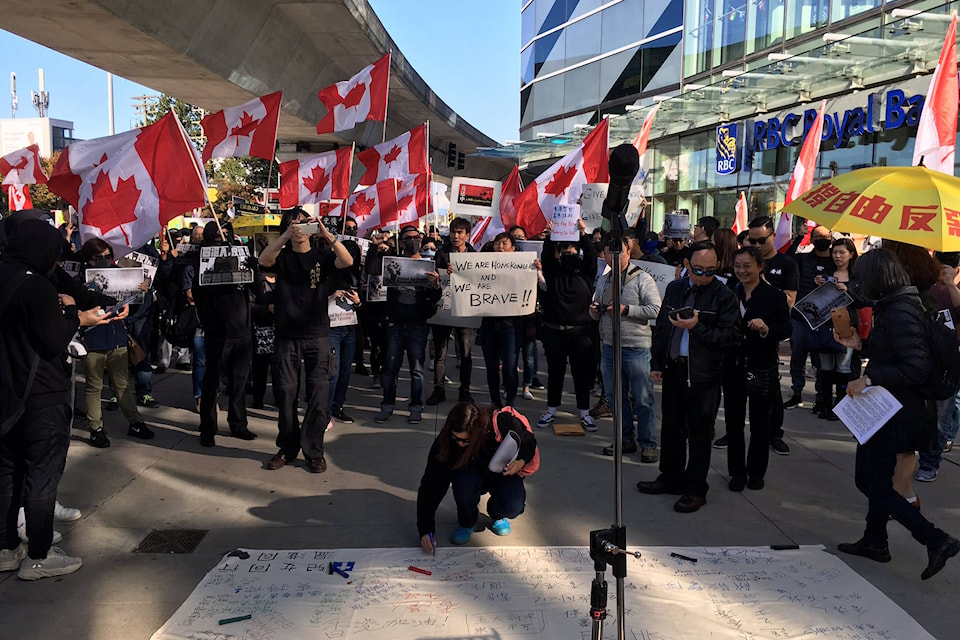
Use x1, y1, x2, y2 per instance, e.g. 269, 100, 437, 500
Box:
600, 344, 656, 448
451, 466, 526, 527
522, 338, 539, 387
328, 326, 357, 413
382, 323, 428, 409
191, 335, 206, 399
919, 388, 960, 472
481, 318, 520, 407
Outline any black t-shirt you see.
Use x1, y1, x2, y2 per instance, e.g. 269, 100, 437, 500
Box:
273, 246, 337, 338
795, 252, 836, 300
763, 253, 799, 294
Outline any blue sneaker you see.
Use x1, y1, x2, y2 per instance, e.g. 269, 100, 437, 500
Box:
537, 412, 556, 428
490, 518, 511, 536
450, 527, 473, 545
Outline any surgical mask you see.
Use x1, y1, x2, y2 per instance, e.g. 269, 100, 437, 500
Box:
344, 228, 357, 237
813, 238, 832, 252
421, 250, 436, 259
559, 254, 580, 270
402, 238, 421, 256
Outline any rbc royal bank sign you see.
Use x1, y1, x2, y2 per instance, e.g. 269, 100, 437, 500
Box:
716, 123, 741, 175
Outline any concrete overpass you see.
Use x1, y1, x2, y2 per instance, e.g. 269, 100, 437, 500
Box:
0, 0, 514, 181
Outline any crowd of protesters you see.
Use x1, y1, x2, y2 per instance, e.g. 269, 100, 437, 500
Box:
1, 204, 959, 583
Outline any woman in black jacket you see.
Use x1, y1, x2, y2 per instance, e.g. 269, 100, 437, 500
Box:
835, 249, 959, 580
724, 247, 792, 491
416, 402, 537, 551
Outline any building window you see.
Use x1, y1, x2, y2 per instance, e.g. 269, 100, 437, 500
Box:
746, 0, 785, 55
785, 0, 828, 40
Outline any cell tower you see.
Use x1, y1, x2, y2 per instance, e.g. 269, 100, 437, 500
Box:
31, 68, 49, 117
10, 72, 17, 118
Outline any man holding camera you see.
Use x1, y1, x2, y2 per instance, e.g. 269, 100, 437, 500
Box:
637, 241, 741, 513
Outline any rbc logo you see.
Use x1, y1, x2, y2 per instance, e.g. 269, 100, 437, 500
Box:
716, 124, 740, 175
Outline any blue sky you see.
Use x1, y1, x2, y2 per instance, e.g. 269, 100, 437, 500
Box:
0, 0, 519, 143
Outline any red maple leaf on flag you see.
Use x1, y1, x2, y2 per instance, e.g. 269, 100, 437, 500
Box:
10, 154, 28, 170
81, 171, 141, 242
341, 83, 367, 109
384, 145, 402, 164
229, 111, 260, 138
544, 165, 577, 196
94, 153, 109, 168
350, 193, 376, 219
303, 165, 330, 196
398, 194, 414, 211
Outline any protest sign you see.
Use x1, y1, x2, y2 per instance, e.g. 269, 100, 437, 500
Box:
199, 245, 254, 286
551, 204, 580, 241
449, 252, 538, 317
515, 240, 543, 259
339, 235, 370, 268
328, 294, 358, 328
631, 260, 677, 301
795, 282, 853, 330
366, 274, 387, 302
233, 198, 265, 216
175, 242, 197, 254
663, 212, 690, 238
86, 268, 145, 303
450, 177, 502, 217
381, 257, 436, 287
119, 251, 159, 290
429, 272, 482, 328
580, 183, 646, 229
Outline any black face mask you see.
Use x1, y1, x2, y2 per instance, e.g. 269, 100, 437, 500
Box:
92, 258, 112, 269
402, 238, 421, 256
344, 228, 357, 237
559, 254, 580, 270
813, 239, 832, 252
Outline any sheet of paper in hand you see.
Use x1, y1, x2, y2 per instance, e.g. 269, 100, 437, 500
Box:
381, 256, 436, 287
551, 204, 581, 241
85, 268, 145, 304
429, 272, 481, 328
834, 386, 904, 445
516, 240, 543, 259
449, 252, 538, 317
366, 274, 387, 302
328, 294, 358, 328
450, 176, 502, 217
118, 251, 159, 290
199, 245, 254, 286
795, 282, 853, 330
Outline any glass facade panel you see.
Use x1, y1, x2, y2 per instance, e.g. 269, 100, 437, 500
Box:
600, 47, 641, 103
831, 0, 880, 23
535, 0, 561, 34
684, 0, 715, 77
565, 12, 602, 66
653, 138, 680, 195
746, 0, 785, 54
522, 4, 536, 48
521, 86, 535, 128
535, 31, 566, 76
679, 132, 708, 192
563, 61, 602, 113
642, 32, 681, 91
532, 75, 565, 122
601, 0, 643, 52
718, 1, 747, 64
786, 0, 828, 40
570, 0, 603, 20
521, 46, 535, 85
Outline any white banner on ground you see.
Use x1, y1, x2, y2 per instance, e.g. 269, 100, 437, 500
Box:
428, 272, 482, 328
580, 183, 645, 229
449, 252, 538, 317
449, 176, 502, 217
152, 545, 936, 640
550, 204, 580, 241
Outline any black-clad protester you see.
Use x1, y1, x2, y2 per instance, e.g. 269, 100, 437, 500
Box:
250, 264, 278, 410
0, 219, 118, 580
833, 249, 960, 580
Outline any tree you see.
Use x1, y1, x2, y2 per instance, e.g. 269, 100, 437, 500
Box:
143, 94, 205, 144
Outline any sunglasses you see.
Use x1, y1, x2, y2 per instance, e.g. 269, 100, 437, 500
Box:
690, 267, 717, 277
95, 252, 112, 260
450, 434, 470, 445
746, 234, 773, 245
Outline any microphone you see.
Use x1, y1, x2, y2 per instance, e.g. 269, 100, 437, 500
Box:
601, 144, 640, 231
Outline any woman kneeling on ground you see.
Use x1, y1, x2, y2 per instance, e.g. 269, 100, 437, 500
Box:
417, 402, 537, 552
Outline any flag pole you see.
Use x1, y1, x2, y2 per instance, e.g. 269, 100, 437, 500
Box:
342, 142, 355, 235
382, 51, 392, 145
171, 108, 226, 241
265, 157, 275, 212
425, 120, 431, 233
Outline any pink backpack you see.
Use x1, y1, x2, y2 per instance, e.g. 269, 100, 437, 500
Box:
491, 407, 540, 477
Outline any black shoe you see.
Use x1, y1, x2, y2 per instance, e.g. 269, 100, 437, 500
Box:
425, 387, 446, 406
713, 435, 729, 449
176, 362, 192, 371
154, 365, 166, 374
200, 434, 216, 448
747, 477, 765, 490
354, 364, 369, 376
232, 430, 258, 441
308, 455, 328, 473
674, 494, 706, 513
332, 406, 355, 424
89, 429, 111, 448
838, 538, 891, 563
636, 479, 684, 495
602, 442, 638, 456
922, 535, 960, 580
104, 396, 118, 411
770, 437, 790, 455
137, 394, 160, 408
729, 477, 746, 492
783, 395, 803, 410
458, 389, 473, 403
530, 378, 546, 391
127, 421, 155, 440
251, 400, 265, 409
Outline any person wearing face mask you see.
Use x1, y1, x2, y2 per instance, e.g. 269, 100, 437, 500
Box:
420, 239, 437, 260
78, 238, 154, 448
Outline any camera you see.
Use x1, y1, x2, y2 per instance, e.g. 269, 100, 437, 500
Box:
668, 306, 694, 321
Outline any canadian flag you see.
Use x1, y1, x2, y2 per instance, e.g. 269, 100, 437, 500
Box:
47, 111, 208, 257
7, 183, 32, 210
343, 179, 399, 236
514, 118, 609, 237
316, 53, 390, 135
914, 14, 958, 175
200, 91, 282, 164
0, 144, 47, 185
631, 103, 659, 185
733, 191, 748, 234
472, 166, 523, 247
356, 123, 428, 186
278, 147, 353, 209
777, 100, 826, 253
395, 172, 430, 225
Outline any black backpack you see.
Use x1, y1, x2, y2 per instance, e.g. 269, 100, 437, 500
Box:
0, 270, 41, 435
926, 311, 960, 401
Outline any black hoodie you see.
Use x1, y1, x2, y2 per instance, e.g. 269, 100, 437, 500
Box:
0, 219, 81, 408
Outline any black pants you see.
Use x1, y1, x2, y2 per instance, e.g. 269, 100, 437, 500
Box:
658, 362, 721, 498
0, 404, 70, 559
541, 324, 595, 410
274, 335, 332, 460
200, 334, 252, 438
361, 311, 388, 376
432, 325, 473, 391
251, 352, 278, 407
722, 364, 773, 482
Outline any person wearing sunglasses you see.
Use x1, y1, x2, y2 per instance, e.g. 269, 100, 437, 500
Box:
416, 402, 538, 552
637, 241, 742, 513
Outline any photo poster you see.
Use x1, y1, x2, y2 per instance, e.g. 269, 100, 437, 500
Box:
449, 252, 538, 317
515, 240, 543, 259
795, 282, 854, 330
198, 245, 254, 286
118, 251, 159, 291
175, 242, 197, 254
381, 256, 436, 287
663, 212, 691, 238
580, 183, 646, 230
449, 176, 502, 217
366, 274, 387, 303
429, 272, 482, 328
327, 294, 358, 328
551, 204, 581, 241
85, 268, 145, 304
253, 232, 280, 257
338, 235, 371, 268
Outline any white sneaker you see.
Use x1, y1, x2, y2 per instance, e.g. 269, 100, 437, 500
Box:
522, 389, 534, 400
54, 501, 82, 522
18, 522, 62, 545
580, 415, 599, 432
17, 546, 82, 580
0, 543, 25, 571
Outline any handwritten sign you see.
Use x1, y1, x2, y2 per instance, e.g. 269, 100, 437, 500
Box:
632, 259, 678, 301
580, 183, 646, 229
449, 252, 538, 317
429, 272, 482, 328
152, 545, 936, 640
550, 204, 580, 241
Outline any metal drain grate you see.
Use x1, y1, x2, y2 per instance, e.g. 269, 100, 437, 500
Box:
134, 529, 207, 554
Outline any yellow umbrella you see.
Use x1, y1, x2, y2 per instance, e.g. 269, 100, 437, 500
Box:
780, 166, 960, 251
231, 213, 284, 234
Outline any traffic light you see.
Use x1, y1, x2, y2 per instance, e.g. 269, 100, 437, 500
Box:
457, 152, 465, 171
446, 142, 457, 168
